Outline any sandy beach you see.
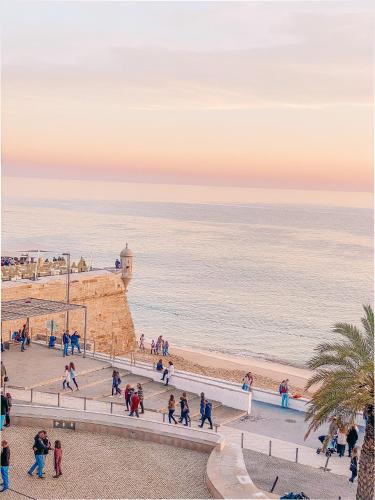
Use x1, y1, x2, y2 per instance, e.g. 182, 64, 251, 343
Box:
133, 343, 313, 396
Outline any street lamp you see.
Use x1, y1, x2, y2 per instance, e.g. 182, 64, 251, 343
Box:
62, 252, 71, 330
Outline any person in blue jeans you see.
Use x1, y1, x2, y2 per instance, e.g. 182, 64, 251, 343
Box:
62, 331, 70, 357
199, 400, 213, 429
1, 440, 10, 492
1, 395, 9, 431
28, 431, 49, 478
279, 379, 289, 408
199, 393, 205, 423
70, 331, 81, 355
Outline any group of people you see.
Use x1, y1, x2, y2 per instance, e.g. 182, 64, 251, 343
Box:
27, 430, 63, 479
11, 324, 30, 352
62, 363, 79, 391
61, 330, 82, 356
148, 335, 170, 357
167, 392, 214, 429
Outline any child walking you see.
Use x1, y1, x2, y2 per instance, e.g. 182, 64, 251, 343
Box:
53, 440, 62, 478
63, 366, 73, 391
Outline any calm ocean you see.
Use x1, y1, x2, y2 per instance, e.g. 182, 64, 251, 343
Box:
2, 179, 373, 367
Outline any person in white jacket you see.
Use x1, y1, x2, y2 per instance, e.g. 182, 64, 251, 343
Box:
164, 361, 174, 386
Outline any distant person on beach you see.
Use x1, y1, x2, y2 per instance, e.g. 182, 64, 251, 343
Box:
139, 334, 145, 351
129, 390, 140, 417
28, 431, 49, 478
156, 359, 164, 372
151, 340, 156, 355
4, 393, 12, 427
137, 383, 145, 414
62, 331, 70, 357
53, 440, 62, 478
199, 400, 213, 430
1, 440, 10, 492
63, 365, 73, 391
163, 340, 169, 356
279, 379, 289, 408
346, 424, 359, 457
349, 447, 359, 483
168, 395, 178, 424
49, 334, 56, 349
70, 331, 81, 355
69, 362, 79, 390
164, 361, 174, 386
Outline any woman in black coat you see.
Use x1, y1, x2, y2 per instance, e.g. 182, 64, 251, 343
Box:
346, 424, 358, 457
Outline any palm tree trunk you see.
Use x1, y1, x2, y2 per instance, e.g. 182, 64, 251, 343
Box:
356, 412, 374, 500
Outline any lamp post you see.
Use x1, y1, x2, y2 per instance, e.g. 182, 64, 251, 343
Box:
62, 252, 71, 331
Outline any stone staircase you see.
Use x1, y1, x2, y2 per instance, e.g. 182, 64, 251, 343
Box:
26, 365, 247, 426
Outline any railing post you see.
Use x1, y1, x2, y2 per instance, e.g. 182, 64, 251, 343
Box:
295, 448, 299, 463
269, 440, 272, 456
324, 455, 330, 471
163, 412, 166, 423
241, 433, 244, 449
84, 397, 87, 411
30, 388, 33, 403
110, 402, 113, 414
57, 393, 60, 407
270, 476, 279, 493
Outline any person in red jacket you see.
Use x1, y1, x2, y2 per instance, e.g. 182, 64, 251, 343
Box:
129, 391, 140, 418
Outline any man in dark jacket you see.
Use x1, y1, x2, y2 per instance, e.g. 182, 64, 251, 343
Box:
1, 395, 9, 431
27, 431, 49, 478
346, 424, 359, 457
1, 440, 10, 492
199, 400, 213, 430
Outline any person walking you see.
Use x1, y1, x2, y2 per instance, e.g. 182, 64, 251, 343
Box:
199, 393, 205, 423
349, 447, 359, 483
28, 431, 49, 478
4, 393, 12, 427
111, 371, 121, 397
124, 384, 132, 411
0, 394, 9, 431
53, 441, 62, 478
70, 331, 81, 355
62, 366, 73, 391
181, 399, 190, 426
151, 340, 156, 355
137, 383, 145, 414
346, 424, 358, 457
69, 362, 79, 390
42, 432, 52, 471
164, 361, 174, 386
168, 395, 178, 424
62, 331, 70, 357
139, 334, 145, 351
1, 441, 10, 492
199, 400, 214, 429
337, 426, 347, 457
178, 393, 188, 423
129, 391, 140, 417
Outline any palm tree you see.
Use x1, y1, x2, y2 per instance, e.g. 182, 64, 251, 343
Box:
304, 305, 374, 500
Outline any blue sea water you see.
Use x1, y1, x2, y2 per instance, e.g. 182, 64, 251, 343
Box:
2, 185, 373, 367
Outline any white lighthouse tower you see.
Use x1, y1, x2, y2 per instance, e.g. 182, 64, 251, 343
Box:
120, 243, 133, 292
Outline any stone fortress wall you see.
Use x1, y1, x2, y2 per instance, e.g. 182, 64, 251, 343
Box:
1, 269, 136, 354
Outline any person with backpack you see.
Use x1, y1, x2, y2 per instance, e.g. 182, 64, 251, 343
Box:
124, 384, 132, 411
111, 371, 121, 397
199, 400, 213, 430
1, 440, 10, 492
349, 447, 359, 483
279, 379, 289, 408
28, 431, 49, 478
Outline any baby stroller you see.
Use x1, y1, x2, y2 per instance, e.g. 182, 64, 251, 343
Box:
316, 433, 337, 457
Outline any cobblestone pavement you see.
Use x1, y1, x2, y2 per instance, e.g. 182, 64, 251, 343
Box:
243, 449, 356, 500
1, 426, 212, 499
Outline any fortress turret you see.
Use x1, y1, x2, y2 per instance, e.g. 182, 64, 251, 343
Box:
120, 243, 133, 292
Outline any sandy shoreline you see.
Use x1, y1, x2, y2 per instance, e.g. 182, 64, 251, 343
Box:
133, 343, 313, 396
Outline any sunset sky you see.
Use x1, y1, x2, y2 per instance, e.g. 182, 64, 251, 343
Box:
2, 1, 374, 191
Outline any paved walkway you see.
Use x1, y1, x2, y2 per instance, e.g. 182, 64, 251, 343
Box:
3, 425, 212, 499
